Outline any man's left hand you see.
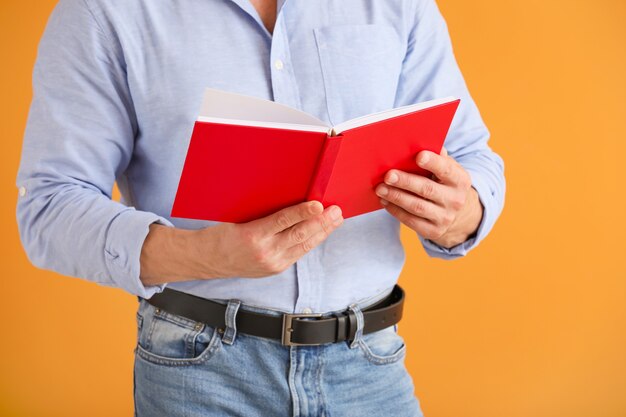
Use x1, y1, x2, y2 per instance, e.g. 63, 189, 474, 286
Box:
375, 147, 484, 249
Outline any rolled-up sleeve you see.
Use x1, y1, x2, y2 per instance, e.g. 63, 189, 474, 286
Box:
15, 0, 172, 297
394, 0, 506, 259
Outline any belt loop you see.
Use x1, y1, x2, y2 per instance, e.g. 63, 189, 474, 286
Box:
222, 299, 242, 345
333, 312, 347, 342
347, 303, 364, 349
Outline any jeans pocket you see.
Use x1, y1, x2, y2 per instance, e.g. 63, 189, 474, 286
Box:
134, 298, 222, 367
357, 325, 407, 365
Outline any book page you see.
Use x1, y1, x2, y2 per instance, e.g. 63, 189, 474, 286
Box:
331, 96, 458, 135
199, 88, 329, 131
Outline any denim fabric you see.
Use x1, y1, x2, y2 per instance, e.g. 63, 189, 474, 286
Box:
134, 296, 423, 417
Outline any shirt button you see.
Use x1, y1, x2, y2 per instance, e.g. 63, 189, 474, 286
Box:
302, 307, 313, 314
274, 59, 284, 70
18, 186, 26, 197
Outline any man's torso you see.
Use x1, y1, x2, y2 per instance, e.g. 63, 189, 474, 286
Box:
90, 0, 418, 312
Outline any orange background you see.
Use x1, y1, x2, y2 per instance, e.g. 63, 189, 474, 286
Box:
1, 0, 625, 416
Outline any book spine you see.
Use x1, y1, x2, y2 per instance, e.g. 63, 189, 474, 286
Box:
305, 134, 343, 204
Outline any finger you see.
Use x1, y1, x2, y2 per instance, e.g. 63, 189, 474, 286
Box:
376, 184, 446, 224
381, 169, 447, 205
255, 200, 324, 235
275, 205, 343, 250
416, 150, 460, 185
284, 225, 338, 261
382, 200, 444, 241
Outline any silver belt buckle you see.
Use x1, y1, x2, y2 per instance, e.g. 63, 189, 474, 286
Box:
281, 312, 323, 346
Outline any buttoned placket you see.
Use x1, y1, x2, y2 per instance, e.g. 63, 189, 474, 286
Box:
226, 0, 317, 315
270, 3, 317, 315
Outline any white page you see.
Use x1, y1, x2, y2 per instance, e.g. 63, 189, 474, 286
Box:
196, 116, 330, 133
199, 88, 329, 129
331, 96, 458, 135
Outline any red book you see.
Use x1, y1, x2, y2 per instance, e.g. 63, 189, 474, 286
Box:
171, 89, 460, 223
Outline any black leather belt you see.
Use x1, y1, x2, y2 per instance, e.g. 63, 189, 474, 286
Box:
142, 284, 405, 346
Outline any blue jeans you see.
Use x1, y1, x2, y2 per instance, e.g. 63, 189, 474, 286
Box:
133, 295, 424, 417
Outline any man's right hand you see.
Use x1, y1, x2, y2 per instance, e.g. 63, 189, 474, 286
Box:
139, 201, 343, 286
199, 201, 343, 278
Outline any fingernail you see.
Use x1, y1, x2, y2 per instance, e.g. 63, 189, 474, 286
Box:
419, 153, 430, 167
376, 185, 389, 196
330, 206, 342, 220
387, 172, 398, 184
380, 198, 388, 206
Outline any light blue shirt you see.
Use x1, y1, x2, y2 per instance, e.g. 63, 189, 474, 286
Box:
16, 0, 505, 314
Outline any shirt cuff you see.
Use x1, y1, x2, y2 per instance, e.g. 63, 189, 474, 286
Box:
419, 167, 496, 259
103, 208, 174, 298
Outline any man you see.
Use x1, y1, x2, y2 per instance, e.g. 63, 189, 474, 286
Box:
16, 0, 505, 415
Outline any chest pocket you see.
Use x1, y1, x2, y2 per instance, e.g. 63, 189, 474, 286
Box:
313, 24, 404, 126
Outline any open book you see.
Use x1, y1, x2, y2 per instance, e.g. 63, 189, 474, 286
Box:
171, 88, 460, 223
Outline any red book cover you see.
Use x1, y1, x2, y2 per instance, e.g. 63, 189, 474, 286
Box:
171, 89, 460, 223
